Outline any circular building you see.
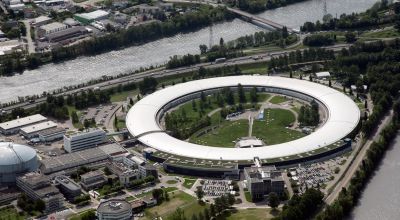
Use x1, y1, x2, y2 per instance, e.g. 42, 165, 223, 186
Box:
126, 75, 360, 163
96, 199, 132, 220
0, 142, 38, 185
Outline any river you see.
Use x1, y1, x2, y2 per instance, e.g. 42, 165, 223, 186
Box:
0, 0, 379, 103
350, 134, 400, 219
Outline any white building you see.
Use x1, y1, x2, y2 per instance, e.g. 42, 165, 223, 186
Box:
20, 121, 58, 138
64, 129, 106, 153
38, 22, 68, 37
33, 16, 52, 26
0, 114, 47, 135
315, 71, 331, 79
96, 199, 132, 220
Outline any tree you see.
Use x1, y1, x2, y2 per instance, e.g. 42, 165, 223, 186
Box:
195, 186, 204, 201
139, 77, 158, 95
210, 203, 216, 217
250, 87, 258, 103
164, 190, 170, 201
199, 44, 208, 54
129, 98, 134, 106
282, 26, 289, 38
104, 166, 112, 175
238, 84, 246, 103
328, 79, 332, 87
268, 192, 280, 209
345, 32, 357, 43
152, 188, 164, 203
204, 208, 210, 220
71, 111, 79, 124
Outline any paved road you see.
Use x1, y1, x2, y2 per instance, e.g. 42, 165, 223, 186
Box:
325, 110, 393, 204
22, 20, 35, 54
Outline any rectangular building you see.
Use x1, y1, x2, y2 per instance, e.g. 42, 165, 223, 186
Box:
16, 173, 63, 213
41, 147, 108, 174
38, 22, 68, 37
20, 121, 58, 139
64, 129, 106, 153
0, 114, 47, 135
54, 175, 81, 201
74, 10, 109, 24
38, 127, 66, 142
80, 170, 107, 191
34, 16, 52, 26
244, 166, 284, 201
106, 162, 139, 186
139, 164, 157, 179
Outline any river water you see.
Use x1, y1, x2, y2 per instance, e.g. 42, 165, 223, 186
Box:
0, 0, 378, 103
350, 134, 400, 220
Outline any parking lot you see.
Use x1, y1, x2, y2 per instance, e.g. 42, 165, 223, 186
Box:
81, 104, 120, 128
202, 180, 233, 197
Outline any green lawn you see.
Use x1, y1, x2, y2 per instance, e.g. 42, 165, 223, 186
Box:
244, 191, 252, 202
110, 89, 138, 102
220, 208, 279, 220
360, 27, 400, 39
67, 105, 83, 129
238, 62, 268, 75
183, 179, 197, 189
189, 119, 249, 147
166, 180, 178, 184
252, 108, 305, 145
144, 190, 207, 220
269, 95, 287, 104
0, 207, 26, 220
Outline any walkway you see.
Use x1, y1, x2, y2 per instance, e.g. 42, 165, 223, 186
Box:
22, 20, 35, 54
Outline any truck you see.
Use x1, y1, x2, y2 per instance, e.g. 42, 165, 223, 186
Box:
215, 57, 226, 63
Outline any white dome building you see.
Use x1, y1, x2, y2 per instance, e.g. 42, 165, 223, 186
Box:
0, 142, 38, 185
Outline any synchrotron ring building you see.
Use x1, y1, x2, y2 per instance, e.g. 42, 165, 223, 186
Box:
126, 75, 360, 161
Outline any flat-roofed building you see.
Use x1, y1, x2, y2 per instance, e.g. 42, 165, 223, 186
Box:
16, 172, 63, 213
34, 16, 52, 26
98, 143, 127, 161
38, 127, 66, 142
0, 114, 47, 135
38, 22, 68, 37
45, 26, 88, 43
244, 166, 284, 201
80, 170, 107, 191
123, 154, 145, 167
20, 121, 57, 139
54, 175, 81, 201
139, 164, 157, 179
64, 129, 106, 153
106, 162, 139, 186
97, 199, 132, 220
74, 10, 109, 24
41, 147, 108, 174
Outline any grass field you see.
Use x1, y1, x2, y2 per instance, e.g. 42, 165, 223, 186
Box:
360, 27, 400, 39
166, 180, 178, 184
110, 89, 138, 102
189, 119, 249, 147
144, 190, 208, 220
269, 95, 287, 104
0, 207, 25, 220
183, 179, 197, 189
252, 108, 305, 145
220, 208, 279, 220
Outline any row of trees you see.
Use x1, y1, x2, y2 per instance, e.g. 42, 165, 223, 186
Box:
300, 1, 397, 32
317, 102, 400, 220
167, 54, 201, 69
268, 48, 335, 70
228, 0, 307, 13
302, 34, 336, 47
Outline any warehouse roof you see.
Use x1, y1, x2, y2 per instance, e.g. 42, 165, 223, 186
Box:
126, 75, 360, 161
0, 114, 47, 130
20, 121, 57, 134
39, 22, 67, 32
76, 10, 109, 21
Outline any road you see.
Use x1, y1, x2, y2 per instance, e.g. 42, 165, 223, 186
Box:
0, 43, 350, 113
324, 110, 393, 204
22, 20, 35, 54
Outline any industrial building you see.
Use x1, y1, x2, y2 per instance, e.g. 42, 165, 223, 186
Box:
33, 16, 52, 26
80, 170, 107, 190
96, 199, 132, 220
16, 172, 64, 213
0, 114, 47, 135
40, 147, 108, 174
98, 143, 127, 161
54, 175, 81, 201
20, 121, 58, 139
45, 26, 88, 43
37, 127, 66, 142
38, 22, 68, 37
0, 142, 38, 185
244, 165, 284, 201
74, 10, 110, 24
106, 162, 139, 186
64, 128, 106, 153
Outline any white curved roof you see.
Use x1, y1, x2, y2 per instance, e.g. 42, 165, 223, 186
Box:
126, 76, 360, 161
0, 142, 37, 166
